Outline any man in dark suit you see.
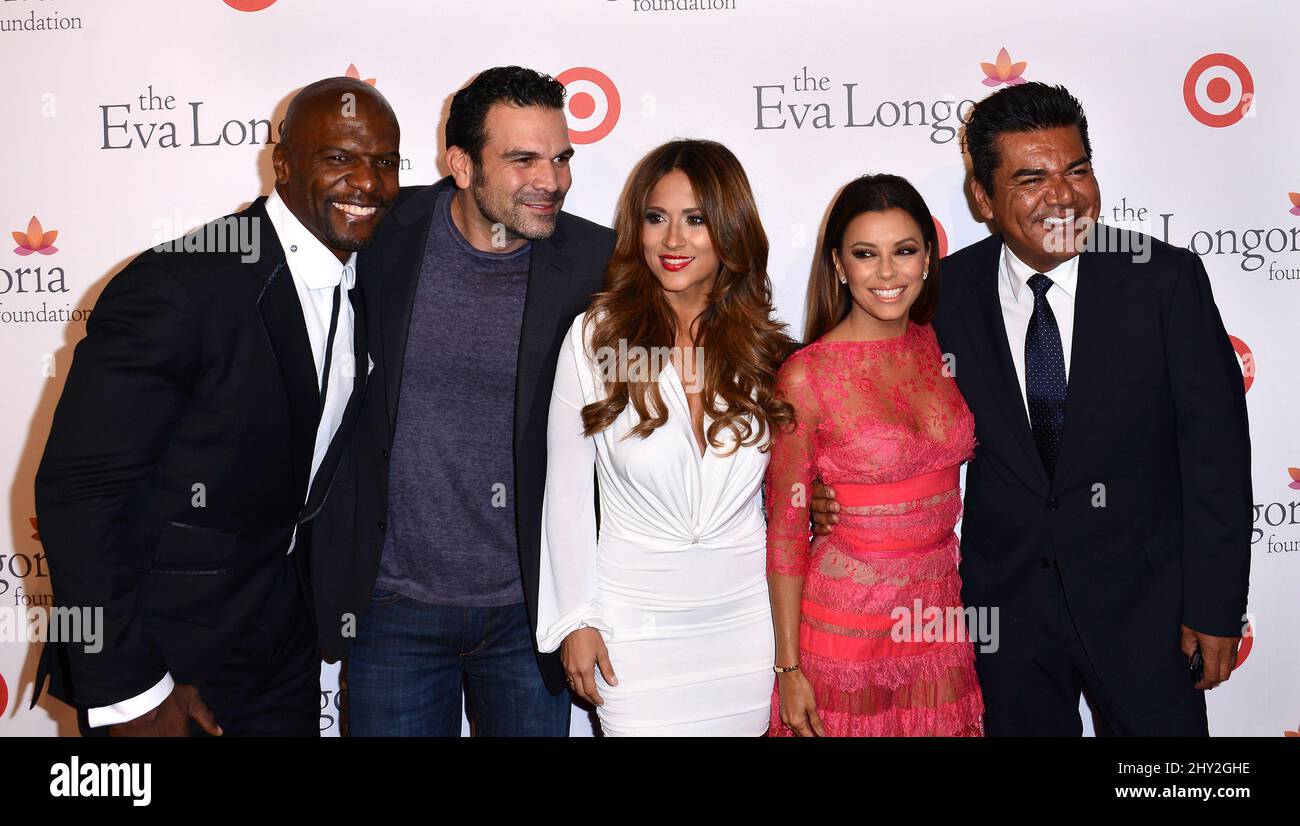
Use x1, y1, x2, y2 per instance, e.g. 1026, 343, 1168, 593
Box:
33, 77, 401, 736
813, 82, 1251, 735
311, 67, 614, 736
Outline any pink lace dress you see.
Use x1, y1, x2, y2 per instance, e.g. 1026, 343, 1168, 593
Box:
766, 322, 984, 736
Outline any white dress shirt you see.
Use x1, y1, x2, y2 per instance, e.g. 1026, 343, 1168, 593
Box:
88, 190, 358, 727
997, 244, 1079, 417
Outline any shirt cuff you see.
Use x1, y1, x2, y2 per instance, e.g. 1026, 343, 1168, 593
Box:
536, 605, 612, 653
86, 672, 175, 728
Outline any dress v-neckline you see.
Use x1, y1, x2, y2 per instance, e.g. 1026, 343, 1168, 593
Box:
662, 358, 709, 460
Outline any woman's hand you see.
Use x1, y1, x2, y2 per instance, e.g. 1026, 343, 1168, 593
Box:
560, 626, 618, 706
777, 669, 825, 736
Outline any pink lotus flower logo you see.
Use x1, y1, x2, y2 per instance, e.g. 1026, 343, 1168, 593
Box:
1289, 192, 1300, 216
12, 216, 58, 256
1288, 468, 1300, 491
980, 48, 1027, 87
345, 64, 377, 87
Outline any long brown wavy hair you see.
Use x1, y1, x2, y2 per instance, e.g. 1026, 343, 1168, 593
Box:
804, 173, 942, 344
581, 139, 795, 454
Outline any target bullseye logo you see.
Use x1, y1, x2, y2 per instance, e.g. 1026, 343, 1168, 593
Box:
1235, 620, 1253, 670
556, 67, 620, 145
1183, 53, 1254, 128
932, 217, 949, 259
223, 0, 278, 11
1229, 335, 1254, 393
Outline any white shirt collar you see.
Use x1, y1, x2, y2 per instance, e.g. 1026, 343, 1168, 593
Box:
264, 188, 357, 291
1001, 242, 1079, 301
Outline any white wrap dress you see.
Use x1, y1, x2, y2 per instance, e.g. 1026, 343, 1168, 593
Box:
535, 312, 775, 736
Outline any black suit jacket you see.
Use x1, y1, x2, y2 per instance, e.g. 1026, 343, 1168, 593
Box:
933, 231, 1251, 715
311, 177, 615, 695
33, 197, 369, 709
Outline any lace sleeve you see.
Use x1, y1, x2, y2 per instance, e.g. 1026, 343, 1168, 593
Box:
765, 351, 821, 577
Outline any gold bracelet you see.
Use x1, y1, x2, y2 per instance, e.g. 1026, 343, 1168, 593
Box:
773, 663, 800, 674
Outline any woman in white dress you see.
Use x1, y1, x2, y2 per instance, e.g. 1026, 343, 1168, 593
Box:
535, 140, 796, 736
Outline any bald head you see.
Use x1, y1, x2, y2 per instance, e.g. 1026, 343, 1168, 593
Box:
272, 76, 401, 262
280, 77, 398, 155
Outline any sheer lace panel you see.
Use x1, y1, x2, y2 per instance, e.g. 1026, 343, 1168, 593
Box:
765, 322, 974, 577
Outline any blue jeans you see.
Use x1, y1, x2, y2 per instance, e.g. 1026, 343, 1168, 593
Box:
346, 591, 570, 736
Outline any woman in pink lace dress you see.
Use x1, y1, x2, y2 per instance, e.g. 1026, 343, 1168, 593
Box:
766, 174, 984, 736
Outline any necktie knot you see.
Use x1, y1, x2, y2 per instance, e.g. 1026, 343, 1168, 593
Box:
1028, 272, 1053, 300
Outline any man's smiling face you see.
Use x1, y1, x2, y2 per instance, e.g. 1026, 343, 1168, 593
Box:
972, 125, 1101, 273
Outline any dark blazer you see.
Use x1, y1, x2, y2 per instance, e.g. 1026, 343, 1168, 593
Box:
33, 198, 369, 709
311, 177, 615, 695
933, 230, 1251, 715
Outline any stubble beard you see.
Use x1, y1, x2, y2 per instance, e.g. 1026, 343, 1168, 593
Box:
470, 165, 563, 242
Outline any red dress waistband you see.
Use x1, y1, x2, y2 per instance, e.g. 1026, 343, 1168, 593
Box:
831, 465, 959, 507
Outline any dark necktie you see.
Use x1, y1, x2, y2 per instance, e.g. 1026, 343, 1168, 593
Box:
1025, 273, 1066, 477
318, 283, 342, 413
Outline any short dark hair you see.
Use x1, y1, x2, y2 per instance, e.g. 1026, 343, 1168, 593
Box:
964, 82, 1092, 196
445, 66, 566, 163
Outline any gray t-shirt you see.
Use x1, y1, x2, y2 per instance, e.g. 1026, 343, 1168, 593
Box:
376, 187, 531, 606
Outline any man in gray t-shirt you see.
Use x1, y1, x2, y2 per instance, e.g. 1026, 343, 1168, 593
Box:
322, 67, 614, 736
377, 184, 531, 608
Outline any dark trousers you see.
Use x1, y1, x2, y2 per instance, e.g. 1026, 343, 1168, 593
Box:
346, 593, 570, 737
977, 568, 1208, 737
185, 550, 321, 736
78, 551, 320, 737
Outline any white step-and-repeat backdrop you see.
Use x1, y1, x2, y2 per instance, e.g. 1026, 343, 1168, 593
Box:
2, 0, 1295, 736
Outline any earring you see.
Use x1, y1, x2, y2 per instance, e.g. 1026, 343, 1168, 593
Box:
838, 275, 847, 285
922, 270, 928, 280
